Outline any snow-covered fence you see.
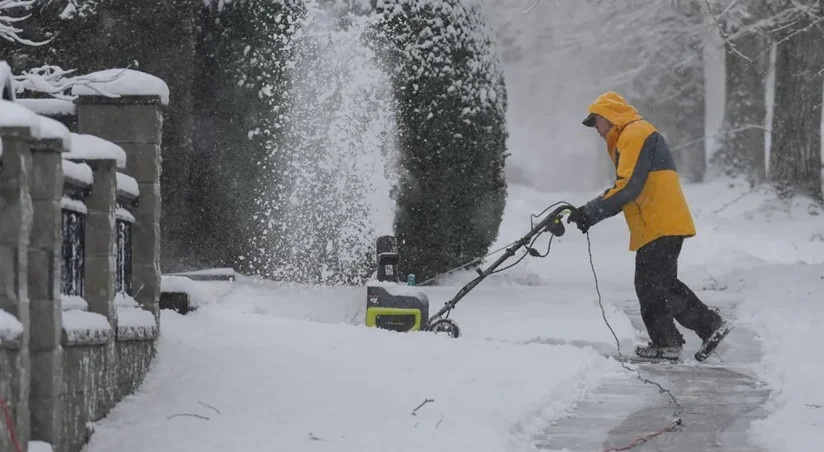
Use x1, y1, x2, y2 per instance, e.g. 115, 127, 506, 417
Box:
0, 99, 36, 451
0, 66, 167, 452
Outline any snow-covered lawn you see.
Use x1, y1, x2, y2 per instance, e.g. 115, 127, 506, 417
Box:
733, 264, 824, 452
85, 179, 824, 452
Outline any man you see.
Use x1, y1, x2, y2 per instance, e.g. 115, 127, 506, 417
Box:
567, 91, 730, 362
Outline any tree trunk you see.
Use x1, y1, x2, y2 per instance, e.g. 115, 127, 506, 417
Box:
672, 62, 706, 183
713, 33, 768, 185
769, 13, 824, 203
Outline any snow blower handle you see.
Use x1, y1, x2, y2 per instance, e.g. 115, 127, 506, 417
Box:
423, 202, 576, 337
540, 204, 575, 238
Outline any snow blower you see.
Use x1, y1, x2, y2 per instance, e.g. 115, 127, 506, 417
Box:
365, 235, 430, 332
365, 202, 574, 338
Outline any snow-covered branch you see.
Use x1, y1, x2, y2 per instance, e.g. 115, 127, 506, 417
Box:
0, 0, 50, 45
3, 0, 132, 100
11, 64, 135, 101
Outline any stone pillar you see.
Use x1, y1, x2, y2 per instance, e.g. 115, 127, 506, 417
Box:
28, 137, 65, 447
76, 96, 163, 323
83, 159, 118, 325
0, 126, 33, 451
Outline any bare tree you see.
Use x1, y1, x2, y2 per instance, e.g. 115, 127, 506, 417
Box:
707, 1, 771, 185
768, 0, 824, 202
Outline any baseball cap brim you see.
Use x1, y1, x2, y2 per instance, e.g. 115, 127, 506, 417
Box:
582, 113, 596, 127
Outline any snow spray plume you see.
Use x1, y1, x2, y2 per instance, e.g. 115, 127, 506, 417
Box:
249, 1, 399, 285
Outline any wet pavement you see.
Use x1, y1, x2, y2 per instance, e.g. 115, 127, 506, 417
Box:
534, 299, 770, 452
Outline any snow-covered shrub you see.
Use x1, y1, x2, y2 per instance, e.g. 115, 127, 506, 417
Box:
370, 0, 509, 282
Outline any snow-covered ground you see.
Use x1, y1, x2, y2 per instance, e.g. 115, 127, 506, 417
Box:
84, 178, 823, 452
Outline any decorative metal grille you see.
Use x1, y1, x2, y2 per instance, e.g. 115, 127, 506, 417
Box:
116, 215, 133, 295
61, 206, 86, 297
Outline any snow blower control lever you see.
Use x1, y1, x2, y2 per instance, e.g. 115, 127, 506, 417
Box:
423, 202, 576, 338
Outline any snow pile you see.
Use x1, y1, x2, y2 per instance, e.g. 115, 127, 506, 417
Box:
678, 180, 824, 277
62, 309, 112, 344
70, 69, 170, 105
116, 172, 139, 197
65, 133, 127, 168
62, 159, 93, 186
86, 308, 626, 452
114, 292, 157, 340
193, 272, 636, 355
732, 264, 824, 452
0, 309, 23, 344
16, 98, 76, 116
161, 275, 222, 309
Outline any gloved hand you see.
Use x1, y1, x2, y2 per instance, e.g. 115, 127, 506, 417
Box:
567, 207, 591, 234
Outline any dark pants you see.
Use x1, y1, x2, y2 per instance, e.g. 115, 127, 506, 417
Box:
635, 236, 721, 347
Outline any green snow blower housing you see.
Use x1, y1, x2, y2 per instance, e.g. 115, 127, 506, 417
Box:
365, 236, 429, 332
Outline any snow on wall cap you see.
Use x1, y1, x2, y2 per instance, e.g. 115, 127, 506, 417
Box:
116, 172, 139, 197
0, 100, 42, 138
65, 133, 127, 168
70, 68, 170, 105
61, 159, 93, 186
16, 98, 77, 116
38, 115, 71, 150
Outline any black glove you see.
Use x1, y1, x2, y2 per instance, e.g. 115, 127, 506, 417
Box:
567, 207, 591, 234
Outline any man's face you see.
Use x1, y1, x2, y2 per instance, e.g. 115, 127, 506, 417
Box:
594, 115, 612, 139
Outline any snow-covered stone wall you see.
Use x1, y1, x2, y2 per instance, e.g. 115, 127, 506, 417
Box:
0, 67, 166, 452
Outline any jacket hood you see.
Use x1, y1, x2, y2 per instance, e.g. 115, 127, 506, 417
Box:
587, 92, 643, 130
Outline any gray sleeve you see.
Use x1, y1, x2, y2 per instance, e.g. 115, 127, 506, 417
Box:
582, 132, 658, 225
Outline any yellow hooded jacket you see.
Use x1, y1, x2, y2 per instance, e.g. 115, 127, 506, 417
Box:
581, 92, 696, 251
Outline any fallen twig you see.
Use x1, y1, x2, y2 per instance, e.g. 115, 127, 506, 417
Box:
412, 398, 434, 415
198, 401, 221, 414
436, 415, 444, 429
806, 404, 822, 409
167, 413, 210, 420
308, 432, 322, 441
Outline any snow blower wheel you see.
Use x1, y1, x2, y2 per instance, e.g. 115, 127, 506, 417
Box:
426, 318, 461, 338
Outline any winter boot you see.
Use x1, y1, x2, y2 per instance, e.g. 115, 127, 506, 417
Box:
695, 319, 731, 362
634, 342, 682, 361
